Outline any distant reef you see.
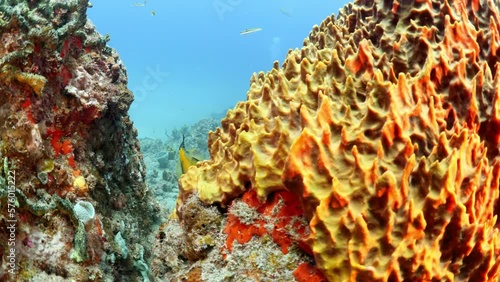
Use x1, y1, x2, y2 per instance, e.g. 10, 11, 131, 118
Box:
155, 0, 500, 281
140, 118, 220, 217
0, 0, 159, 281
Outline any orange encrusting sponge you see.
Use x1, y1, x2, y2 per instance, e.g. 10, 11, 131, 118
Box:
223, 189, 309, 255
293, 262, 327, 282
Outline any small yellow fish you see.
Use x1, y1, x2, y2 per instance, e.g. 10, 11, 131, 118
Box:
170, 135, 200, 219
177, 135, 200, 176
240, 28, 263, 35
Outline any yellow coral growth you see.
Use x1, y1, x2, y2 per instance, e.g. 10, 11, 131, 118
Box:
0, 64, 47, 97
284, 91, 500, 280
73, 175, 88, 195
178, 0, 500, 280
14, 71, 47, 97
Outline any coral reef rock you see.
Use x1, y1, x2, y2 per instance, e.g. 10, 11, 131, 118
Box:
169, 0, 500, 281
0, 0, 159, 281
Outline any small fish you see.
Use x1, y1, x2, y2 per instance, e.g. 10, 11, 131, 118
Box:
177, 135, 200, 176
131, 0, 146, 7
240, 28, 263, 35
150, 10, 156, 16
88, 2, 93, 8
280, 8, 292, 17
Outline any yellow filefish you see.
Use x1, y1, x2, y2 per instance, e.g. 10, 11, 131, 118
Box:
240, 28, 262, 35
170, 135, 200, 219
177, 135, 200, 176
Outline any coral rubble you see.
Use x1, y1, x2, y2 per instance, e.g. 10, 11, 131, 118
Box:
162, 0, 500, 281
0, 0, 159, 281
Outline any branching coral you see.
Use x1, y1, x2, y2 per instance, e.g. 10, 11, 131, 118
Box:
0, 0, 88, 41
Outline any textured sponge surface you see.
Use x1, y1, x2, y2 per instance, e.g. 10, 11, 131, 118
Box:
74, 201, 95, 225
178, 0, 500, 280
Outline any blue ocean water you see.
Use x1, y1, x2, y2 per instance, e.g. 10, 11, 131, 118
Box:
88, 0, 349, 139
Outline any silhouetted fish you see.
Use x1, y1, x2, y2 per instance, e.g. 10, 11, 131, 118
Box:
240, 28, 263, 35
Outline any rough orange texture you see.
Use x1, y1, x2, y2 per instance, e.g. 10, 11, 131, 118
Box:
280, 0, 500, 280
223, 189, 309, 254
293, 262, 327, 282
178, 0, 500, 281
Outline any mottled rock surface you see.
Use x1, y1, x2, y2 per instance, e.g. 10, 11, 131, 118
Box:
0, 0, 159, 281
